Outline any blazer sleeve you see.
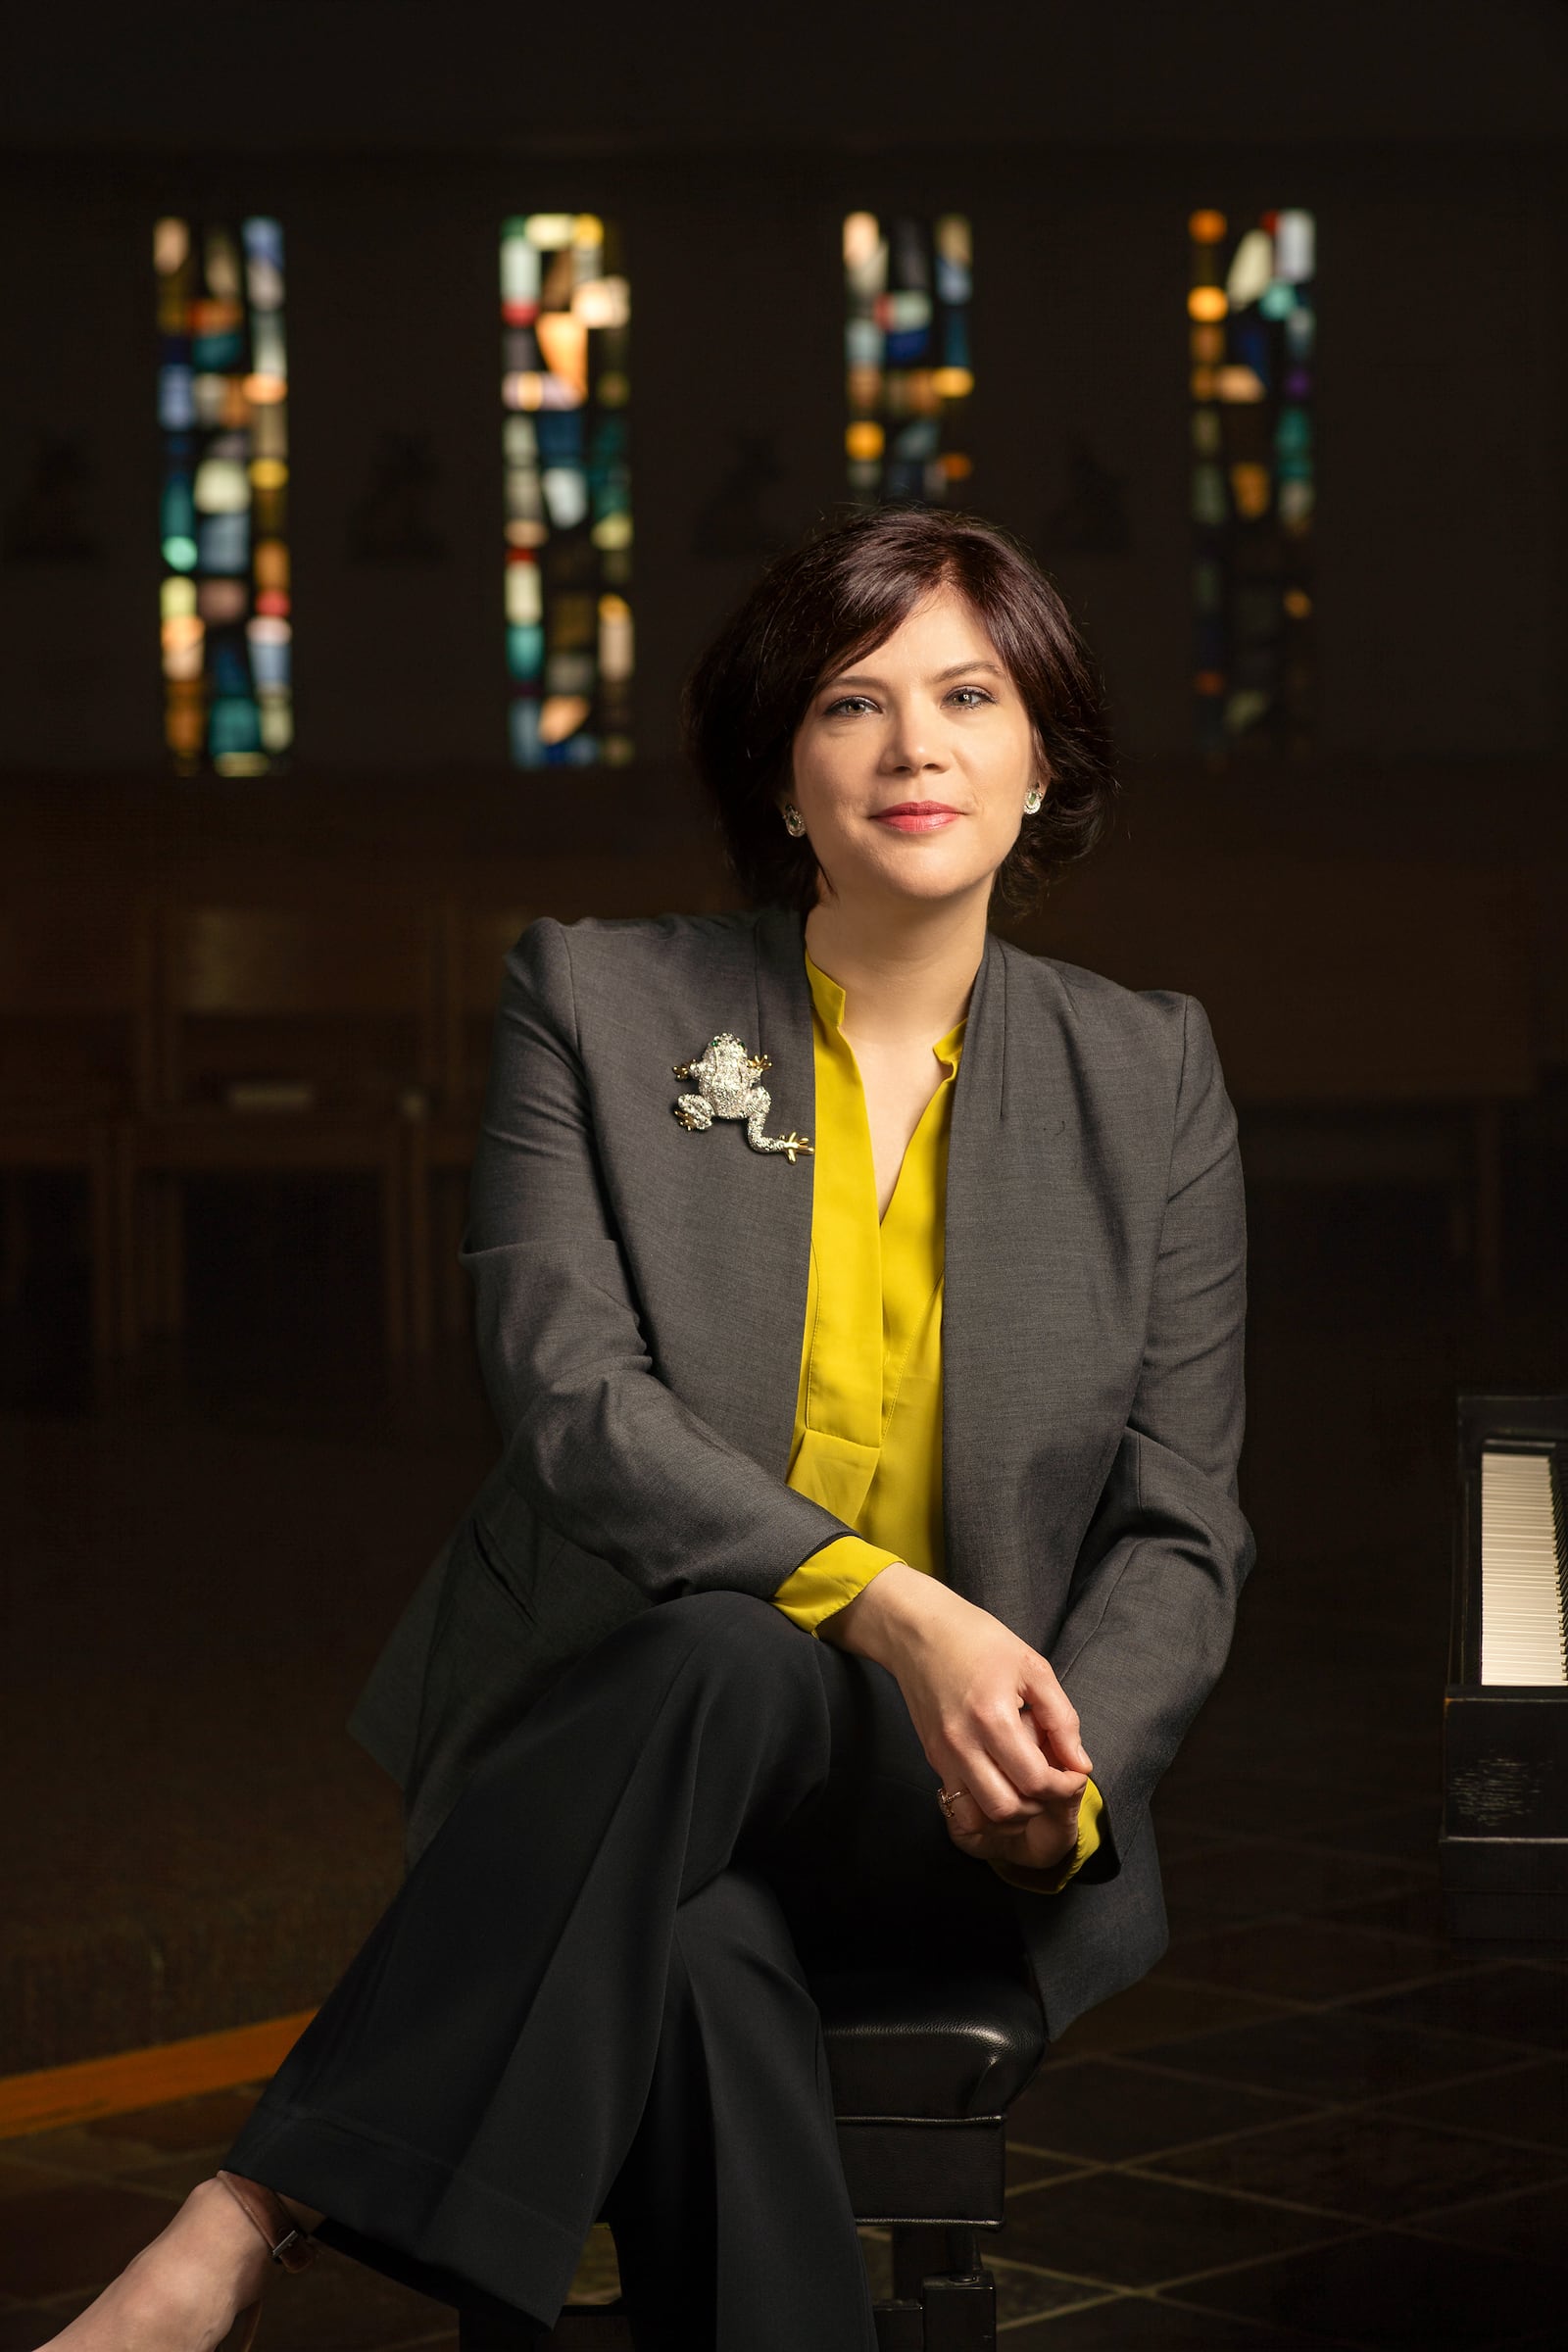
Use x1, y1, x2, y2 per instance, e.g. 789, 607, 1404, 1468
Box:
460, 918, 866, 1604
1051, 993, 1255, 1878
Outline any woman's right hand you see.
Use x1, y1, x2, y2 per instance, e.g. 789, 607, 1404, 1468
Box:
817, 1564, 1092, 1827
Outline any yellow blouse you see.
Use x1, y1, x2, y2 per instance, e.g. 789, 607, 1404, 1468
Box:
768, 944, 1102, 1892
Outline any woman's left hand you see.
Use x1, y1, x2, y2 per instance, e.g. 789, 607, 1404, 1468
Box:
818, 1564, 1092, 1875
939, 1761, 1086, 1883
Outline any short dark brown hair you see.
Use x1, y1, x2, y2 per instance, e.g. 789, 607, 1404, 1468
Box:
681, 505, 1118, 916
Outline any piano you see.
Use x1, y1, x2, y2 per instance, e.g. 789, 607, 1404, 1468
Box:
1442, 1392, 1568, 1937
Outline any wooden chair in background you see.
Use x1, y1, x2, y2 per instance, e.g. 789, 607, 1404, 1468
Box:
122, 903, 439, 1361
0, 904, 154, 1357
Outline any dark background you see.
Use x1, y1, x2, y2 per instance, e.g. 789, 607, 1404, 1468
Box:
2, 7, 1567, 2344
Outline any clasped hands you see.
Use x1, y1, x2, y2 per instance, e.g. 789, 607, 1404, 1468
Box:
818, 1564, 1091, 1885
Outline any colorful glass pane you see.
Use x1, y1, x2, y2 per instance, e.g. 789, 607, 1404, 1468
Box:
502, 214, 632, 769
154, 217, 290, 775
843, 213, 973, 505
1189, 207, 1315, 756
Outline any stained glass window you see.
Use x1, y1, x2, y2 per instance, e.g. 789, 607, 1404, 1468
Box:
501, 214, 632, 768
1189, 207, 1315, 755
843, 213, 973, 505
154, 218, 290, 776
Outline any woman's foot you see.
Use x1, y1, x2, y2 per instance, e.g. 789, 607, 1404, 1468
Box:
39, 2176, 318, 2352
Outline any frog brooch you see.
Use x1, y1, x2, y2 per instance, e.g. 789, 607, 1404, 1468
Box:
671, 1034, 813, 1162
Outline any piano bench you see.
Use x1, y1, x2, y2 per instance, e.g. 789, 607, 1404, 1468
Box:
458, 1961, 1048, 2352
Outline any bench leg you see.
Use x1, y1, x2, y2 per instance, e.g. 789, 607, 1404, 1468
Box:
891, 2225, 996, 2351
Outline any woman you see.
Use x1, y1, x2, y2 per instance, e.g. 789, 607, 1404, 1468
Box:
48, 506, 1253, 2352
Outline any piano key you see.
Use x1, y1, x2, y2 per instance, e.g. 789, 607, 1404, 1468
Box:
1480, 1448, 1567, 1687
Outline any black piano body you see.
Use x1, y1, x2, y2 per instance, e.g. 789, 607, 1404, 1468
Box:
1442, 1390, 1568, 1938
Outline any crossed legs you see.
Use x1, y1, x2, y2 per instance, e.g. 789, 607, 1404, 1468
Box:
54, 1589, 1029, 2351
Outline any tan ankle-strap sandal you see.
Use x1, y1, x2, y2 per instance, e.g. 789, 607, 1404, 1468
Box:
214, 2170, 319, 2348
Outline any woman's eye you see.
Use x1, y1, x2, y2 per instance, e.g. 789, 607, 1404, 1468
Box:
822, 688, 995, 716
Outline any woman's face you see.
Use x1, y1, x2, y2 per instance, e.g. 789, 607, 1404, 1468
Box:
785, 584, 1041, 913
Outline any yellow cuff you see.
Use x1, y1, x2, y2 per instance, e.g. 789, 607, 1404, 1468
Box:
769, 1536, 906, 1635
989, 1779, 1104, 1895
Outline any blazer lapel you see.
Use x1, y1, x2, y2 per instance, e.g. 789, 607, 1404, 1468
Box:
942, 932, 1077, 1625
609, 907, 814, 1484
685, 905, 814, 1478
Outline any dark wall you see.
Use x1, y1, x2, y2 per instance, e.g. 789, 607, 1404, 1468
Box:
0, 2, 1563, 770
7, 1, 1566, 151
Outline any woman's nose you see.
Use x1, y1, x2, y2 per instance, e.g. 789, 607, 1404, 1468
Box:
881, 706, 947, 771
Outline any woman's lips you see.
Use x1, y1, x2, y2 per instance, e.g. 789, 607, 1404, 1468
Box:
871, 805, 961, 833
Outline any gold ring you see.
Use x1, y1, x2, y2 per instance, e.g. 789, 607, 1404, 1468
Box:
937, 1786, 965, 1820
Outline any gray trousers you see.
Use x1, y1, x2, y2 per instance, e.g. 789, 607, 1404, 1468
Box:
222, 1590, 1031, 2351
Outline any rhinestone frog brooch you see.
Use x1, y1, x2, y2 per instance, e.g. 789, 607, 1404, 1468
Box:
671, 1035, 813, 1162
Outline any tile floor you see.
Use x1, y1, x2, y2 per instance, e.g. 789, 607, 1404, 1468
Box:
3, 1119, 1568, 2344
3, 1892, 1565, 2348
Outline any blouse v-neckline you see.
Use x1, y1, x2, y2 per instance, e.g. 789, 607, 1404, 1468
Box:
803, 945, 969, 1233
781, 945, 967, 1565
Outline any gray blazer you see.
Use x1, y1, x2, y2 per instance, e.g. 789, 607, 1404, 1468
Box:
350, 906, 1254, 2040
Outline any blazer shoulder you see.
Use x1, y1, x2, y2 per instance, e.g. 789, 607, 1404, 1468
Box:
999, 935, 1198, 1058
504, 907, 760, 994
514, 907, 759, 970
504, 908, 771, 1063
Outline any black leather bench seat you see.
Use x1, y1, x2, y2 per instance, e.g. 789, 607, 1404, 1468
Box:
815, 1964, 1048, 2119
